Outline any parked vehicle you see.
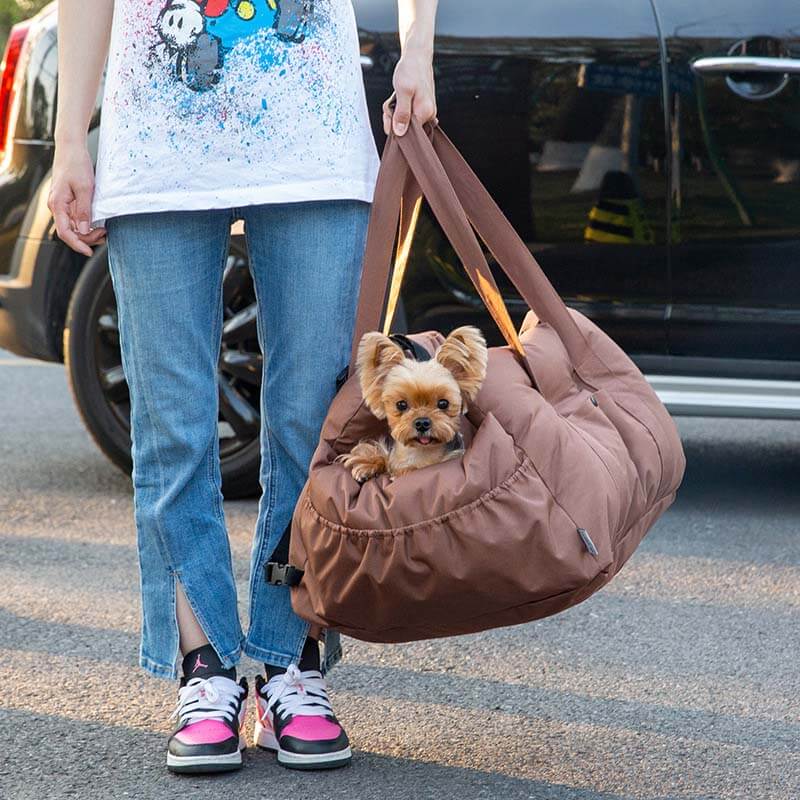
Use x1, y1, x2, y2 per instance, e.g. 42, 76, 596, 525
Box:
1, 1, 798, 497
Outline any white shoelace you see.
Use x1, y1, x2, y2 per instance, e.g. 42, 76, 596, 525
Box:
264, 664, 334, 718
171, 675, 244, 727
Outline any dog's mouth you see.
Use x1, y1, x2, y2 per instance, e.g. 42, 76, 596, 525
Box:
414, 434, 437, 446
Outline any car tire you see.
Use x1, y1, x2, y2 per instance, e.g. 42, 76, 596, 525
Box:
63, 243, 262, 499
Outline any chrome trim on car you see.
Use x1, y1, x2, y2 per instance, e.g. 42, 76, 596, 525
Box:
691, 56, 800, 75
647, 375, 800, 420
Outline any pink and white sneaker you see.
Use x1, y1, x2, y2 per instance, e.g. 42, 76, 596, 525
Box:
166, 674, 249, 773
254, 664, 351, 770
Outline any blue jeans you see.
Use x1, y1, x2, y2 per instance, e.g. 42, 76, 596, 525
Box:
105, 199, 370, 680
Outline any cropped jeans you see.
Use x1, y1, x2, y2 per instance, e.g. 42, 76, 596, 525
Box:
105, 199, 370, 680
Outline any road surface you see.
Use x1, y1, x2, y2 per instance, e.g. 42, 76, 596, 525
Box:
1, 348, 798, 799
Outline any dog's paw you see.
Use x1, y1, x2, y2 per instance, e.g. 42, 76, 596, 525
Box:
351, 463, 381, 483
335, 440, 390, 483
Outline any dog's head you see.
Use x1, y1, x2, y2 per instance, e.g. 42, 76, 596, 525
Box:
355, 326, 488, 449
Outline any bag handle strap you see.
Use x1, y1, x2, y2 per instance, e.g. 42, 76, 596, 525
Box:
378, 166, 526, 357
348, 132, 409, 371
348, 121, 530, 377
349, 117, 593, 377
429, 125, 588, 364
392, 124, 529, 361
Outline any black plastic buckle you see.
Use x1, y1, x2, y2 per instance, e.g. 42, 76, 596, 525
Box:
264, 562, 304, 587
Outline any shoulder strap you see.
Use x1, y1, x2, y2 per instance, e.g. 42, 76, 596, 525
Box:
348, 122, 528, 379
349, 118, 591, 377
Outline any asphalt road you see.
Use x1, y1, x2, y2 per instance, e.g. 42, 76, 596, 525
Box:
1, 347, 798, 800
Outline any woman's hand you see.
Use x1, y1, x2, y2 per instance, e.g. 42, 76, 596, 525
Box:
47, 142, 107, 257
383, 48, 437, 137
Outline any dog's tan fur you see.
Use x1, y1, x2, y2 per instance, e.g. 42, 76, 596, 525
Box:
336, 326, 488, 481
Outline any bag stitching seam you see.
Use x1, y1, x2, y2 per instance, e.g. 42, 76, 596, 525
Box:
308, 493, 675, 636
570, 341, 668, 495
303, 451, 534, 537
561, 413, 625, 498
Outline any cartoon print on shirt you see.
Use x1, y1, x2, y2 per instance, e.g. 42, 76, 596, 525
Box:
93, 0, 379, 228
151, 0, 313, 92
152, 1, 223, 91
271, 0, 314, 42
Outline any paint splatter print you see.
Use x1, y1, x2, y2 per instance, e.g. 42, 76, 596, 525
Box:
90, 0, 379, 228
151, 1, 312, 92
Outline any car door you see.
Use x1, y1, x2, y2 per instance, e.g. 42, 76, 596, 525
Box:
354, 0, 670, 358
659, 0, 800, 369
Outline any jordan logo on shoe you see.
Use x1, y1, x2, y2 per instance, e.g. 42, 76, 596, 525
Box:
192, 654, 209, 673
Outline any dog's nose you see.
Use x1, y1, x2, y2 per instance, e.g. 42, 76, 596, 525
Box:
414, 417, 431, 432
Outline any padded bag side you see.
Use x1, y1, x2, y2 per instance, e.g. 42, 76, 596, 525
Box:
288, 119, 686, 641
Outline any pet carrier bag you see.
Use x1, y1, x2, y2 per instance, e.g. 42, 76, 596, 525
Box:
268, 118, 685, 643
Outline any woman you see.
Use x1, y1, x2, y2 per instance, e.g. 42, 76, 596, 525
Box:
49, 0, 437, 775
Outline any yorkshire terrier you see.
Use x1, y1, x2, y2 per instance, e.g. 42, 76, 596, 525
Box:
335, 326, 488, 482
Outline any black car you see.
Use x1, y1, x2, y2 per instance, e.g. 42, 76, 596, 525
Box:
1, 0, 798, 497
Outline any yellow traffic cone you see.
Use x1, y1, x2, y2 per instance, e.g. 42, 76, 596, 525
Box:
584, 171, 654, 245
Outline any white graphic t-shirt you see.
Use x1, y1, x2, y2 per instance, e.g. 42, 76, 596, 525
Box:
91, 0, 380, 228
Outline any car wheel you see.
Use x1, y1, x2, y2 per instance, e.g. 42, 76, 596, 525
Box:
63, 237, 263, 499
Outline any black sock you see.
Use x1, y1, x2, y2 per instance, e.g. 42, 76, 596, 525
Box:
182, 643, 236, 681
265, 635, 320, 679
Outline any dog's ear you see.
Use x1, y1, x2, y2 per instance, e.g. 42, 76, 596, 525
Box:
355, 332, 406, 418
434, 325, 488, 409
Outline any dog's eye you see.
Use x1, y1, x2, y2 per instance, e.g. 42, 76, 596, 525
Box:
396, 400, 408, 412
437, 399, 449, 410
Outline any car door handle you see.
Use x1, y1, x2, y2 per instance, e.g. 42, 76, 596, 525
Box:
691, 56, 800, 75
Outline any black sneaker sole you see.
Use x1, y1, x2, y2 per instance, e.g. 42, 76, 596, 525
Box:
278, 753, 352, 771
167, 749, 243, 774
256, 743, 352, 770
167, 761, 243, 774
254, 719, 351, 770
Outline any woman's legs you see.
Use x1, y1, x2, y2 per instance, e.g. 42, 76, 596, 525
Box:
106, 207, 246, 680
241, 198, 369, 771
238, 198, 370, 668
106, 198, 369, 772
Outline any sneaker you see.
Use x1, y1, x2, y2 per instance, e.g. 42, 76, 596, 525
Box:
254, 664, 351, 770
167, 674, 249, 773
